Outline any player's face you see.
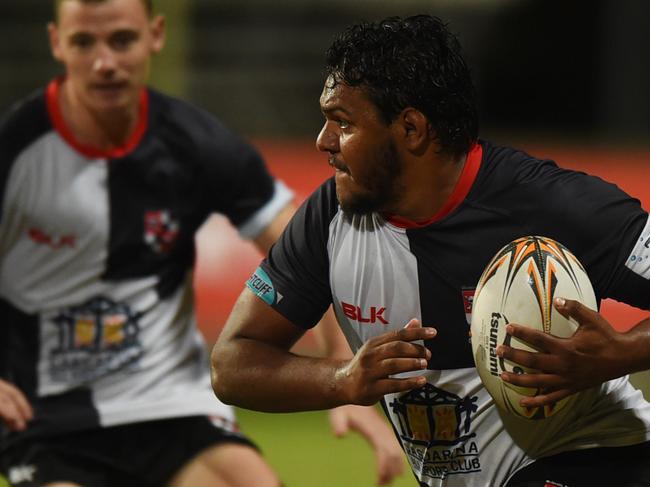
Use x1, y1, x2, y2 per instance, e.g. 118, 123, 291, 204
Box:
48, 0, 164, 115
317, 77, 404, 215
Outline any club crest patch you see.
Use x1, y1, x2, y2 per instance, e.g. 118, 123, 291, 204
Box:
461, 287, 475, 326
49, 296, 144, 383
386, 383, 481, 481
144, 210, 179, 254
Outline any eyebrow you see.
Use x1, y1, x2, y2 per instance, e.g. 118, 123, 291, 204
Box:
320, 105, 352, 117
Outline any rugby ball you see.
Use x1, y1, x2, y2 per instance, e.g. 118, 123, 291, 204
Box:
470, 236, 597, 419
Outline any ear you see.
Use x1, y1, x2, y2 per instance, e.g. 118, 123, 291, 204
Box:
150, 15, 166, 53
47, 22, 63, 62
395, 108, 433, 153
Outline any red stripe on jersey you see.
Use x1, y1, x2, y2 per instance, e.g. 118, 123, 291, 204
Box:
388, 142, 483, 228
46, 77, 149, 159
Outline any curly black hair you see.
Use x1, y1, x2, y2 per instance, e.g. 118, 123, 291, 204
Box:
325, 15, 478, 158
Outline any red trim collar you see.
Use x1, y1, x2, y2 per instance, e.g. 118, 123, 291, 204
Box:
387, 143, 483, 229
46, 78, 149, 159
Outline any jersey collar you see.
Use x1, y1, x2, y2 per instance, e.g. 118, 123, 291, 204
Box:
46, 77, 149, 159
387, 142, 483, 229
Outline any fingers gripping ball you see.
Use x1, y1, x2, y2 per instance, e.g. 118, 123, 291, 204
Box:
470, 236, 597, 419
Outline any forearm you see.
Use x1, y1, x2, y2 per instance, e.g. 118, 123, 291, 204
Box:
211, 337, 351, 412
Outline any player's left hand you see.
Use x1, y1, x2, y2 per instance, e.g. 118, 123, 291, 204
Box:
496, 297, 632, 408
329, 404, 405, 485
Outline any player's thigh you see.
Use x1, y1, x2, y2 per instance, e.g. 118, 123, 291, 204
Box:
167, 443, 281, 487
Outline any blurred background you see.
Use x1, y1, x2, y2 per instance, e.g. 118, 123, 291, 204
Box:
1, 0, 648, 485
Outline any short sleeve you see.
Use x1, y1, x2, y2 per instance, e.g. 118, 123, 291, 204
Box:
196, 115, 293, 239
606, 213, 650, 310
246, 179, 339, 328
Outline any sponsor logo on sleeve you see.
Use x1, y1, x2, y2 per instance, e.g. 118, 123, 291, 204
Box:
247, 267, 278, 306
626, 217, 650, 279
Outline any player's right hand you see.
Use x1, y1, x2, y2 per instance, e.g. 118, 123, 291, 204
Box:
335, 318, 435, 406
0, 379, 33, 431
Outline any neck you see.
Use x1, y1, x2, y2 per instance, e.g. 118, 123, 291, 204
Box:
58, 81, 140, 150
391, 150, 467, 221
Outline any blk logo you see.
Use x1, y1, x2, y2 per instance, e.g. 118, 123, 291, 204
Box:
28, 228, 76, 249
341, 301, 389, 324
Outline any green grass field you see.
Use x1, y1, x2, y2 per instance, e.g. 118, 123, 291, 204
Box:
236, 407, 415, 487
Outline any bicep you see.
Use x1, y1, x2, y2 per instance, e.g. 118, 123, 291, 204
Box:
220, 287, 307, 351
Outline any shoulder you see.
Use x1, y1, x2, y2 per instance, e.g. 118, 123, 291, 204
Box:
273, 178, 338, 253
474, 140, 630, 204
0, 89, 52, 203
0, 88, 52, 160
476, 141, 559, 187
146, 89, 264, 176
296, 177, 339, 225
147, 90, 246, 154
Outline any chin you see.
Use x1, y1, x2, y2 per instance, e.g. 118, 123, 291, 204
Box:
88, 90, 134, 112
337, 188, 382, 216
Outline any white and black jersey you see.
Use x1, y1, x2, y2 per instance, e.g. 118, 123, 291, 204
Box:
0, 79, 293, 441
249, 141, 650, 486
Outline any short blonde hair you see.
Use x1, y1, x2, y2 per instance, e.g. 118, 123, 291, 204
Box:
54, 0, 153, 21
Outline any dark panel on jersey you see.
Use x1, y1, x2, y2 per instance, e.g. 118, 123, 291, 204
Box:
0, 89, 51, 219
0, 299, 39, 400
105, 132, 203, 298
405, 143, 556, 369
406, 209, 523, 370
608, 267, 650, 312
105, 90, 277, 298
150, 89, 276, 228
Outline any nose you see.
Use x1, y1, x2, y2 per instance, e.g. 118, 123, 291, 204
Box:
316, 122, 339, 153
92, 45, 117, 75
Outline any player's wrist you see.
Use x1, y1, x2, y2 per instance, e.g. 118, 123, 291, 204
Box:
331, 360, 357, 406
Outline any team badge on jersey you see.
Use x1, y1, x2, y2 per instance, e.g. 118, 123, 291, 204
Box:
49, 296, 144, 383
387, 384, 481, 480
461, 287, 475, 325
144, 210, 179, 254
